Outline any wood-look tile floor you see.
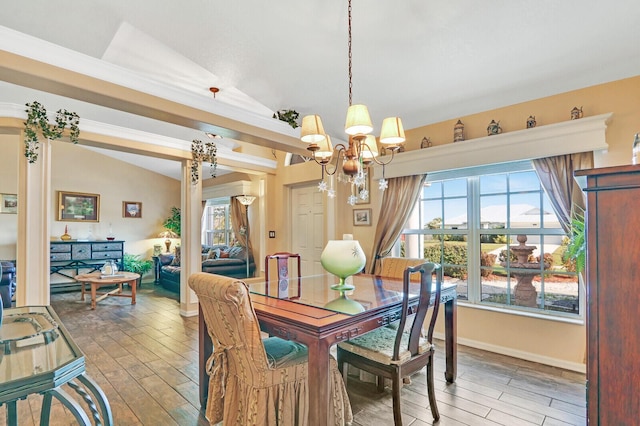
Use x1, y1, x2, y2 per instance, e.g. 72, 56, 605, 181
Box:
1, 284, 586, 425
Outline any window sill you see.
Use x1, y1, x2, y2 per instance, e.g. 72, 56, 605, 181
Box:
457, 300, 585, 326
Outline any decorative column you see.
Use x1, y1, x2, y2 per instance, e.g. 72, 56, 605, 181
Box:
179, 158, 201, 317
16, 135, 51, 306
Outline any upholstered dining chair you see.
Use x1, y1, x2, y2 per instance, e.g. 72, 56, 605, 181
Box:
188, 272, 352, 425
337, 263, 443, 425
264, 252, 301, 299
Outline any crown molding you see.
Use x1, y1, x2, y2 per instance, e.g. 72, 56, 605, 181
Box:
374, 113, 612, 179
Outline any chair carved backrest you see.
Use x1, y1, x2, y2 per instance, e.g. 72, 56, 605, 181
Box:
378, 257, 425, 283
393, 262, 442, 361
264, 252, 301, 298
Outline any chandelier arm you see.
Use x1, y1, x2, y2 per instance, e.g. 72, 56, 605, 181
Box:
370, 148, 396, 166
314, 144, 347, 176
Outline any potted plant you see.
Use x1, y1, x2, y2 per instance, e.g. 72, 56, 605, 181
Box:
563, 210, 586, 273
163, 207, 181, 237
122, 254, 153, 285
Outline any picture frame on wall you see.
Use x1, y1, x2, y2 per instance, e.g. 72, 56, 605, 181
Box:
353, 208, 371, 226
0, 193, 17, 214
123, 201, 142, 218
57, 191, 100, 222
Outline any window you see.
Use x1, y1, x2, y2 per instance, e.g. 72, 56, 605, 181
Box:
399, 161, 580, 317
201, 199, 234, 246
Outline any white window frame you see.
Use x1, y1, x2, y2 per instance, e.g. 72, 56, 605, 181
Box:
399, 160, 582, 319
201, 198, 233, 246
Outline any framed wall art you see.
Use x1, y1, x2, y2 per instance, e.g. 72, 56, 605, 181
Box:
57, 191, 100, 222
353, 208, 371, 226
123, 201, 142, 218
0, 193, 17, 214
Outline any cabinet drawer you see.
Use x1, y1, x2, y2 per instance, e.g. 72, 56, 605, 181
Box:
71, 244, 91, 260
91, 251, 121, 260
50, 244, 71, 253
50, 253, 72, 261
92, 242, 123, 252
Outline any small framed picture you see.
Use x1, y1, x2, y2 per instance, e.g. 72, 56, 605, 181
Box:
58, 191, 100, 222
1, 193, 17, 214
123, 201, 142, 218
353, 208, 371, 226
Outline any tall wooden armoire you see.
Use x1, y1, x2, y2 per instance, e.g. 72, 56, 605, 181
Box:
575, 165, 640, 424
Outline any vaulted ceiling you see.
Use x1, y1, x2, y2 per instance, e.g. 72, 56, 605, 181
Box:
1, 1, 639, 178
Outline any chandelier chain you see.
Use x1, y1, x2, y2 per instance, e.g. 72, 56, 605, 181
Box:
348, 0, 353, 107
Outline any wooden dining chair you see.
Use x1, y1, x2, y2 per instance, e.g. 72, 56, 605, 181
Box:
264, 252, 301, 298
337, 262, 443, 425
189, 272, 352, 425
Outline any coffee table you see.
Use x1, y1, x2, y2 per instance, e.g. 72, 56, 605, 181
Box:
75, 271, 139, 309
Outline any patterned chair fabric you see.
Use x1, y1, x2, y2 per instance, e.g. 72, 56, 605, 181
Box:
378, 257, 425, 284
337, 263, 443, 425
188, 272, 353, 425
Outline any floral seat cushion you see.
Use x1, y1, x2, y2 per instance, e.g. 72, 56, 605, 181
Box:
338, 326, 433, 365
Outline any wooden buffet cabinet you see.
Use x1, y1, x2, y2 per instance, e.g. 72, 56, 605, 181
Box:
50, 240, 124, 292
575, 165, 640, 424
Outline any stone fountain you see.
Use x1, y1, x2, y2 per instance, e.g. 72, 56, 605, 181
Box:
501, 235, 549, 307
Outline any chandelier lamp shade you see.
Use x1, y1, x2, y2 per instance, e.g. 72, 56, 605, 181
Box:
300, 0, 405, 205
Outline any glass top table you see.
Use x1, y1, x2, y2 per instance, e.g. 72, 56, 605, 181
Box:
248, 273, 452, 315
199, 272, 458, 425
0, 306, 112, 426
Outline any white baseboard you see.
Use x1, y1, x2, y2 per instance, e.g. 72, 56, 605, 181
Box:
180, 308, 198, 317
433, 331, 586, 374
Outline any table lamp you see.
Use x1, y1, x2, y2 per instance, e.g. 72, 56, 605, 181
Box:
158, 230, 178, 253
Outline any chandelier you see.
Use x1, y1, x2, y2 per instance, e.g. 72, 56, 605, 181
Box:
299, 0, 405, 205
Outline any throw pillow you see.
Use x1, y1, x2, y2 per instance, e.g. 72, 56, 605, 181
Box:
171, 246, 181, 266
219, 251, 230, 258
207, 248, 220, 260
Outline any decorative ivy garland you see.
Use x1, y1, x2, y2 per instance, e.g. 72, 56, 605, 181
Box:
24, 101, 80, 163
273, 109, 300, 129
191, 139, 218, 184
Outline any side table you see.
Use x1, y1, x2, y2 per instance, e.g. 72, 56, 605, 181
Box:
0, 305, 112, 425
152, 255, 161, 284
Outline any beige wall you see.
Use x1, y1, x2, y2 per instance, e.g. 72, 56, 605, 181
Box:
50, 142, 181, 260
405, 75, 640, 167
0, 134, 19, 260
0, 136, 181, 279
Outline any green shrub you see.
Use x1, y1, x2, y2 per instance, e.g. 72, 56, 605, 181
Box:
424, 243, 468, 278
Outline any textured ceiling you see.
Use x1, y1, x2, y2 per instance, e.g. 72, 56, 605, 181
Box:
1, 0, 639, 154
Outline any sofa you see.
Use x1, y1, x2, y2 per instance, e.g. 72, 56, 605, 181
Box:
1, 260, 16, 308
158, 244, 256, 292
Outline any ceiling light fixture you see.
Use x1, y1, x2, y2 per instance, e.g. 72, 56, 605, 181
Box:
299, 0, 405, 205
209, 87, 220, 98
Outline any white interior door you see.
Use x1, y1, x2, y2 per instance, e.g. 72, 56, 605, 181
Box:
291, 184, 325, 277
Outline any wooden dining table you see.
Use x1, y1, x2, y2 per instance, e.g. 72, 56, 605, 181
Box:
198, 273, 457, 426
